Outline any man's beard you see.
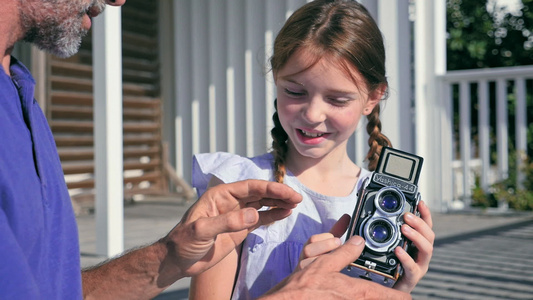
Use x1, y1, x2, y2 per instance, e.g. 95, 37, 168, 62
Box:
21, 0, 106, 58
23, 17, 87, 58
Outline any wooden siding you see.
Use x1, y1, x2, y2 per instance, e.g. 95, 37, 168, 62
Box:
47, 1, 194, 209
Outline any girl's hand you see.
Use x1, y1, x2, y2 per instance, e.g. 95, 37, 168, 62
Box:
296, 214, 351, 271
393, 200, 435, 292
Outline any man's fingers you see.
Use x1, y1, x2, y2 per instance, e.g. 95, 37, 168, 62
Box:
203, 180, 302, 216
251, 198, 300, 210
192, 208, 259, 241
257, 208, 293, 225
227, 180, 303, 209
311, 235, 365, 272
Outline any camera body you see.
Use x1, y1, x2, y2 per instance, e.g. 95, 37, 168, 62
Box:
343, 147, 423, 287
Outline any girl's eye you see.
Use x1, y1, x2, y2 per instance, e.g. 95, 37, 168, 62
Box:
328, 98, 351, 106
284, 88, 305, 97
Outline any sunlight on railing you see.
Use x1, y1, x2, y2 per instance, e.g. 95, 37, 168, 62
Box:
438, 65, 532, 210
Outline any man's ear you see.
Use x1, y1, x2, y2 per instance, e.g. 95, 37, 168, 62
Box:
363, 84, 386, 116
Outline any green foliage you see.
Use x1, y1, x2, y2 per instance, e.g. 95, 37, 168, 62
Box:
449, 1, 533, 205
447, 0, 533, 70
472, 152, 533, 210
471, 176, 498, 208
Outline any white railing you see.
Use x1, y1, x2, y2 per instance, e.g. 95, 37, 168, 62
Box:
164, 0, 529, 212
438, 65, 532, 210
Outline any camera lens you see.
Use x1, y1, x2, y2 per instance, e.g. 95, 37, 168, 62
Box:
375, 187, 405, 215
362, 217, 399, 252
379, 192, 401, 213
368, 220, 393, 243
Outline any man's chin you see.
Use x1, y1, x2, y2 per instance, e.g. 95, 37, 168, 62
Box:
33, 44, 79, 59
24, 25, 86, 58
48, 46, 81, 58
34, 36, 83, 58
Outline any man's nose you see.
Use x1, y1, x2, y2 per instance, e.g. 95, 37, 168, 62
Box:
106, 0, 126, 7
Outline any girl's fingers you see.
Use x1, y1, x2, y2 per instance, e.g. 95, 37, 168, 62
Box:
393, 246, 419, 292
391, 201, 435, 293
298, 257, 317, 270
307, 233, 335, 245
417, 200, 433, 229
297, 214, 352, 272
401, 224, 433, 271
403, 212, 435, 244
301, 236, 341, 260
329, 214, 351, 237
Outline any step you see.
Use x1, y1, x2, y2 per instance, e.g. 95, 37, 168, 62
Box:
58, 146, 161, 161
54, 134, 161, 147
61, 158, 161, 175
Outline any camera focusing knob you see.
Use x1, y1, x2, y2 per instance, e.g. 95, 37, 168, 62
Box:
388, 258, 397, 266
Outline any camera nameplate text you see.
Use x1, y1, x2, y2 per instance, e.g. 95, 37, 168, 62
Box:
373, 174, 417, 194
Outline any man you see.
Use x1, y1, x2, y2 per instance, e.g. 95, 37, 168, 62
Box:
0, 0, 410, 299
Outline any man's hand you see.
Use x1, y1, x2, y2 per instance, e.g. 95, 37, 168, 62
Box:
161, 179, 303, 280
260, 235, 412, 300
82, 179, 302, 299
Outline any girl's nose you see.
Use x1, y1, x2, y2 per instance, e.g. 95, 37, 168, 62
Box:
301, 98, 326, 124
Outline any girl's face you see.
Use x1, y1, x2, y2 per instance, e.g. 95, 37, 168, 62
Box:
275, 49, 381, 161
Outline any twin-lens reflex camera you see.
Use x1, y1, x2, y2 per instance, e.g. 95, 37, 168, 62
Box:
343, 146, 424, 287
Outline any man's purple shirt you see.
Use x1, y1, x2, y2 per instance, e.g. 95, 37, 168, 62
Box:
0, 57, 82, 299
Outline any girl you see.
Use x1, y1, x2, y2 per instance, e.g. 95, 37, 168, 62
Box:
190, 0, 434, 299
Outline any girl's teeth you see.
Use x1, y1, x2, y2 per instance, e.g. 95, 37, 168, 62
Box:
301, 130, 323, 137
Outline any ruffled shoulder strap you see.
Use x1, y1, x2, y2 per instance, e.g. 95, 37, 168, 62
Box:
356, 168, 373, 191
192, 152, 274, 197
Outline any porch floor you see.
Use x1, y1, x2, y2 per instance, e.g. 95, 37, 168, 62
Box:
77, 200, 533, 299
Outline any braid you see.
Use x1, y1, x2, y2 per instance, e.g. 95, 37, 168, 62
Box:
271, 99, 289, 183
365, 105, 391, 171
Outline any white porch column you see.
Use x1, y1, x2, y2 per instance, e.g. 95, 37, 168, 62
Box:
414, 0, 448, 212
377, 0, 413, 153
355, 1, 412, 163
173, 0, 193, 179
93, 6, 124, 257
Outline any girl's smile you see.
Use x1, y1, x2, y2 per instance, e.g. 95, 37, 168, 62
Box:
296, 128, 330, 145
275, 48, 380, 162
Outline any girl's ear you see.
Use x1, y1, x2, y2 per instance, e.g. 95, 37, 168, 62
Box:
363, 84, 386, 116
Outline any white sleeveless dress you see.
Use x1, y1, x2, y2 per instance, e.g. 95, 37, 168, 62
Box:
192, 152, 371, 300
